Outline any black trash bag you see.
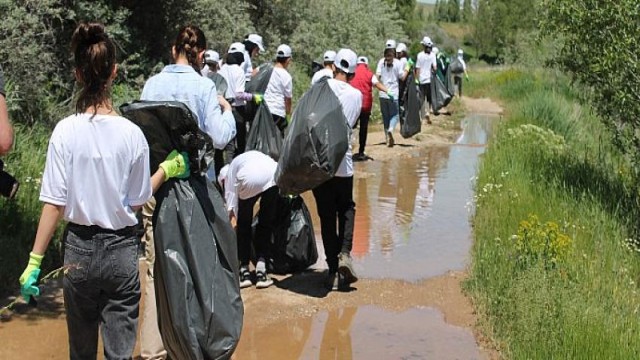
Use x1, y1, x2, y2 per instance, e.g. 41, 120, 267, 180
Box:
206, 72, 229, 98
430, 73, 453, 114
275, 79, 350, 195
310, 60, 323, 76
445, 65, 456, 96
245, 63, 274, 123
449, 57, 464, 75
267, 196, 318, 274
120, 101, 214, 175
153, 176, 243, 360
399, 72, 422, 139
245, 103, 282, 161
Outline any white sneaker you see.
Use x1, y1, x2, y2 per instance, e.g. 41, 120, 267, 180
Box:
255, 271, 273, 289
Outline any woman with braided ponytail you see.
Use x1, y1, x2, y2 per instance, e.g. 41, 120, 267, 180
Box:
18, 22, 189, 360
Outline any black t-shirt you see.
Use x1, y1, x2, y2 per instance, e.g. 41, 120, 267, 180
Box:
0, 66, 5, 97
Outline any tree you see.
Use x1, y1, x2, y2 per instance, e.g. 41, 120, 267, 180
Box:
448, 0, 461, 22
462, 0, 473, 22
541, 0, 640, 170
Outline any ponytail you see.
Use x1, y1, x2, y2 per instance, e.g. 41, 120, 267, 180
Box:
174, 25, 207, 73
71, 22, 116, 115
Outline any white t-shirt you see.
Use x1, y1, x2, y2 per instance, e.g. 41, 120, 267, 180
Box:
264, 67, 293, 117
219, 64, 247, 106
416, 51, 437, 84
311, 68, 334, 85
398, 57, 408, 72
243, 51, 253, 81
40, 114, 152, 230
327, 79, 362, 177
375, 58, 404, 99
223, 150, 277, 217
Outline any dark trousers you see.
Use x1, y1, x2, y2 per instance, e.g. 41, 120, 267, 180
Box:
63, 223, 140, 360
312, 176, 355, 273
454, 76, 463, 97
357, 111, 371, 155
236, 185, 279, 268
272, 114, 287, 138
215, 107, 247, 177
419, 83, 432, 114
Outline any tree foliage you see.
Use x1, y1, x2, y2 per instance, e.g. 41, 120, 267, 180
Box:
541, 0, 640, 170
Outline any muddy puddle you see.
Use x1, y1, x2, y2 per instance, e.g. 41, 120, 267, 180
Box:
0, 114, 499, 359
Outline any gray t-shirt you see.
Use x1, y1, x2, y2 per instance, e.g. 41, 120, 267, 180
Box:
0, 66, 5, 97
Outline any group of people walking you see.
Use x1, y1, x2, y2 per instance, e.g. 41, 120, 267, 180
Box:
15, 20, 467, 359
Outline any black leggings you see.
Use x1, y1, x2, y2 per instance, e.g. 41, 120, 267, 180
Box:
357, 111, 371, 155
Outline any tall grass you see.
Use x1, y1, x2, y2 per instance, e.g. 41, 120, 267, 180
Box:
466, 68, 640, 358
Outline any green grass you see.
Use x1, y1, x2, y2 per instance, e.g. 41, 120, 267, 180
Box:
466, 68, 640, 358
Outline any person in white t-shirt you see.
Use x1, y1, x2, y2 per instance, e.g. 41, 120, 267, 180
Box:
218, 150, 279, 289
311, 50, 336, 85
18, 22, 188, 360
201, 50, 227, 97
264, 44, 293, 137
374, 41, 409, 147
242, 33, 265, 82
312, 48, 362, 291
453, 48, 469, 97
415, 36, 437, 123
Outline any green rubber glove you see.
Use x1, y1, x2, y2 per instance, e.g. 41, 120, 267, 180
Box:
159, 150, 190, 180
286, 114, 292, 124
253, 93, 263, 105
386, 90, 394, 100
466, 74, 470, 81
405, 58, 415, 72
19, 252, 43, 302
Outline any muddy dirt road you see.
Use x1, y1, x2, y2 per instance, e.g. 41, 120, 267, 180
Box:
0, 97, 503, 360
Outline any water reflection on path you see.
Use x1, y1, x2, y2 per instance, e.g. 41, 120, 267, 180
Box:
306, 115, 497, 282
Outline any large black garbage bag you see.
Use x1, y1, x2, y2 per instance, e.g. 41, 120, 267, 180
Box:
245, 103, 282, 160
399, 72, 422, 139
268, 196, 318, 274
154, 176, 243, 360
120, 101, 214, 175
245, 63, 274, 123
275, 79, 349, 195
430, 73, 453, 114
445, 65, 456, 96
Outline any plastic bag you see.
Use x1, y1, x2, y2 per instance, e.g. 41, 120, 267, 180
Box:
430, 74, 453, 114
275, 79, 349, 195
267, 196, 318, 274
449, 58, 464, 74
245, 103, 282, 161
400, 72, 422, 139
245, 63, 274, 122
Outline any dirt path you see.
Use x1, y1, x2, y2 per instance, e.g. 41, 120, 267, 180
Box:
0, 96, 504, 359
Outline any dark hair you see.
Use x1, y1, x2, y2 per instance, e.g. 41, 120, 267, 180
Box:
243, 39, 258, 55
225, 52, 245, 66
71, 22, 116, 115
275, 56, 290, 65
384, 48, 396, 57
174, 25, 207, 73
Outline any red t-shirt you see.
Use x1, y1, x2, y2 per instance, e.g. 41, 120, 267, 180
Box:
350, 64, 374, 113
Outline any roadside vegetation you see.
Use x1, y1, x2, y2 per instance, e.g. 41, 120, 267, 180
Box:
465, 68, 640, 358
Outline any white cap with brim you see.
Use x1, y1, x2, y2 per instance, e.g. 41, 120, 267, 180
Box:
357, 56, 369, 65
323, 50, 337, 62
385, 39, 397, 49
228, 42, 246, 54
218, 165, 229, 187
458, 49, 464, 55
204, 50, 220, 64
421, 36, 433, 46
396, 43, 408, 53
276, 44, 292, 58
334, 48, 358, 74
247, 34, 265, 52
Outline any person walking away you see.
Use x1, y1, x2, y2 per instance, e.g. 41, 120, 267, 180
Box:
138, 24, 236, 360
243, 33, 265, 81
263, 44, 293, 137
0, 66, 12, 155
311, 50, 336, 85
415, 36, 437, 123
312, 48, 362, 291
218, 150, 279, 289
350, 56, 389, 161
375, 42, 409, 147
202, 50, 228, 97
18, 22, 189, 360
452, 49, 469, 97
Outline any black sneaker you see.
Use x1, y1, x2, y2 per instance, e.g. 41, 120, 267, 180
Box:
387, 131, 395, 147
255, 271, 273, 289
325, 271, 339, 291
338, 253, 358, 285
239, 269, 252, 288
353, 153, 365, 162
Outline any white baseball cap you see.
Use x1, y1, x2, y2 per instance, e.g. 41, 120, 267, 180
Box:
421, 36, 433, 46
323, 50, 337, 62
276, 44, 292, 58
385, 39, 397, 49
396, 43, 407, 53
334, 48, 358, 74
357, 56, 369, 65
458, 48, 464, 55
217, 165, 229, 187
204, 50, 220, 64
246, 34, 265, 52
228, 42, 245, 54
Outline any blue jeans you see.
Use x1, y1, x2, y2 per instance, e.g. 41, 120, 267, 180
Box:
380, 97, 399, 132
63, 223, 141, 360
